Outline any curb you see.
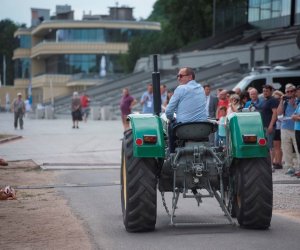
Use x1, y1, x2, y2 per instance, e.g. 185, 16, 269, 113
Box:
0, 135, 23, 144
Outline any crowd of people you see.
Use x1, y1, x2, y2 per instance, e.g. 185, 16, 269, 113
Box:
120, 67, 300, 179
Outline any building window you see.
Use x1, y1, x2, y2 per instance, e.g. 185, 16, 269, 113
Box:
249, 0, 291, 22
18, 35, 31, 48
43, 54, 123, 77
14, 58, 31, 79
295, 0, 300, 23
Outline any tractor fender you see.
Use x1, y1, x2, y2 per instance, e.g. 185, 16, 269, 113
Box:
226, 112, 268, 158
128, 114, 165, 158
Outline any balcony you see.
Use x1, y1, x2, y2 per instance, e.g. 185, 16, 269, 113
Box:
32, 74, 72, 88
14, 79, 30, 88
31, 41, 128, 58
13, 48, 31, 59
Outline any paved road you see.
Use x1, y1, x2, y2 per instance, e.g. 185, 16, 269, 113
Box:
0, 113, 299, 250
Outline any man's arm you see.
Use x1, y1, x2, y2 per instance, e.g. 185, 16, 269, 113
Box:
267, 108, 277, 134
165, 89, 181, 121
140, 93, 148, 105
277, 98, 284, 116
130, 99, 137, 108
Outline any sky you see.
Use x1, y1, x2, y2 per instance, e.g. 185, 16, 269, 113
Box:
0, 0, 157, 26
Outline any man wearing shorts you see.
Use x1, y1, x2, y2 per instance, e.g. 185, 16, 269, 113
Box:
260, 85, 279, 165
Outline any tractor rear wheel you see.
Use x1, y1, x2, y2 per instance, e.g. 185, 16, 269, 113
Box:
234, 157, 272, 229
121, 129, 158, 232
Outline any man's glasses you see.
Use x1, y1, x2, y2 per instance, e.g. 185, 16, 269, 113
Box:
177, 74, 189, 78
286, 90, 295, 93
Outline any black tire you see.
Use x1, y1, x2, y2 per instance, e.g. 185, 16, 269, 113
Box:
121, 129, 158, 232
234, 157, 273, 229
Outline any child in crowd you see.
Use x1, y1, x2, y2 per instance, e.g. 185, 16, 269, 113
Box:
218, 106, 227, 146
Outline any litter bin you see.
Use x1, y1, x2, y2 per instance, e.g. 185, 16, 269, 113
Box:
36, 104, 45, 119
90, 106, 101, 120
101, 105, 113, 120
44, 106, 54, 119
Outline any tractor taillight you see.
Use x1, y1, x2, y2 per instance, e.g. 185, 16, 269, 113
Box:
135, 138, 143, 146
243, 134, 257, 144
258, 138, 267, 146
143, 135, 157, 144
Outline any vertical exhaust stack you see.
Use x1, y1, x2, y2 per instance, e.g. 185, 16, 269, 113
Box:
152, 54, 161, 116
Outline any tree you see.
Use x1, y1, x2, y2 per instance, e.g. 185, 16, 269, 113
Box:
0, 19, 19, 86
120, 0, 248, 72
121, 0, 214, 72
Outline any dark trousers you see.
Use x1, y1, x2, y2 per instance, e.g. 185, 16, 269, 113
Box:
14, 111, 24, 129
168, 120, 177, 153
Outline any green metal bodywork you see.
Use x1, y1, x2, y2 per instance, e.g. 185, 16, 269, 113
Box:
128, 114, 165, 158
128, 111, 267, 159
226, 112, 268, 158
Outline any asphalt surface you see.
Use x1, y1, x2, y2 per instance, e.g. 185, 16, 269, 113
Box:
1, 112, 299, 250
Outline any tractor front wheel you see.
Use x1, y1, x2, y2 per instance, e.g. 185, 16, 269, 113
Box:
121, 130, 158, 232
234, 158, 273, 229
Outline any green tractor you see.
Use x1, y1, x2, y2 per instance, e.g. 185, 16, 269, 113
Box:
121, 55, 273, 232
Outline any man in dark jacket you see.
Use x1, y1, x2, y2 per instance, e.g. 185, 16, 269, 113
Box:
12, 93, 25, 129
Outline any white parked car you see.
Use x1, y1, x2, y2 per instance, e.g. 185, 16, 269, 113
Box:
233, 66, 300, 93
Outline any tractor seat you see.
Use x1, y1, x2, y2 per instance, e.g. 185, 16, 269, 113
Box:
174, 121, 218, 141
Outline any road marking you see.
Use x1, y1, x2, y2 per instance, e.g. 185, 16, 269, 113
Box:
41, 162, 120, 170
16, 181, 121, 189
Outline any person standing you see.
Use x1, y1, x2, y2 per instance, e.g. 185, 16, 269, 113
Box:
140, 83, 154, 114
71, 92, 81, 129
244, 88, 262, 111
12, 93, 25, 129
162, 88, 175, 112
80, 92, 90, 122
160, 84, 167, 105
165, 67, 207, 152
216, 90, 229, 119
277, 84, 299, 175
227, 94, 241, 115
203, 84, 218, 119
260, 85, 279, 166
120, 88, 137, 131
291, 85, 300, 177
272, 90, 284, 170
218, 106, 227, 146
204, 84, 218, 145
215, 90, 229, 146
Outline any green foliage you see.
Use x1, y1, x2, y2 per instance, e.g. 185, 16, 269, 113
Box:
121, 0, 214, 72
0, 19, 19, 85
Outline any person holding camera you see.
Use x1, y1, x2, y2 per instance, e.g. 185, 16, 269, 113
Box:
277, 84, 299, 175
291, 85, 300, 177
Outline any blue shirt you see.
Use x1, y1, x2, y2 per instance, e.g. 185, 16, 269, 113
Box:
218, 116, 226, 137
140, 92, 153, 114
244, 98, 263, 110
281, 102, 295, 130
165, 80, 207, 123
294, 103, 300, 131
161, 92, 167, 104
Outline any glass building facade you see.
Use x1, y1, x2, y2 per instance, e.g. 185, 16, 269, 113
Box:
215, 1, 248, 34
14, 58, 31, 79
45, 54, 123, 76
248, 0, 300, 27
51, 28, 149, 43
295, 0, 300, 23
18, 35, 31, 48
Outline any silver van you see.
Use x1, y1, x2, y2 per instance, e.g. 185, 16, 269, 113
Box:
233, 66, 300, 93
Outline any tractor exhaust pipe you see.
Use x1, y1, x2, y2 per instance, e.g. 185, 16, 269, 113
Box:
152, 54, 161, 116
